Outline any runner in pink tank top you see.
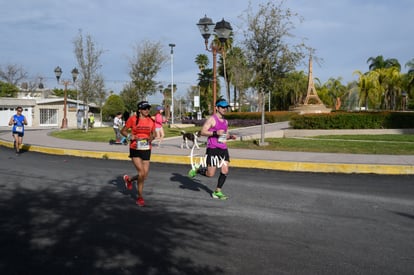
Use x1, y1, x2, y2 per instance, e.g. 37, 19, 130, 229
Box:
192, 99, 236, 200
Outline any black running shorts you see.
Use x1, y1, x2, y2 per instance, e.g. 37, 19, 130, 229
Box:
129, 148, 151, 160
205, 147, 230, 167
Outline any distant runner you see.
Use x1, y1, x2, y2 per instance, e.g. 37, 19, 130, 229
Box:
8, 106, 28, 155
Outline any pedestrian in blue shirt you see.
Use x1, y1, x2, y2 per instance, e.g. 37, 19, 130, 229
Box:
8, 106, 28, 154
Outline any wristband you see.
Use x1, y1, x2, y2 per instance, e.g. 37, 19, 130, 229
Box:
212, 131, 218, 137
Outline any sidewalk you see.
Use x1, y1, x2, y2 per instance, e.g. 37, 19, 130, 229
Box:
1, 122, 414, 175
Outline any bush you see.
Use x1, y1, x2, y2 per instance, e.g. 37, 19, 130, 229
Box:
290, 111, 414, 129
181, 111, 296, 127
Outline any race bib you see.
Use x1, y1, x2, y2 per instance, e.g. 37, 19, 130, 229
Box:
136, 139, 150, 150
15, 126, 23, 133
218, 133, 227, 144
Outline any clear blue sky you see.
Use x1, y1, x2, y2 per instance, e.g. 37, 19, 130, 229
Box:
1, 0, 413, 104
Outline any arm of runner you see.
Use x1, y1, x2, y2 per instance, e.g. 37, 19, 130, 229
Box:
227, 133, 237, 140
8, 116, 14, 126
121, 125, 132, 140
200, 116, 217, 137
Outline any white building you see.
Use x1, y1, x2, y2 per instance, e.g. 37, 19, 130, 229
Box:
0, 84, 99, 128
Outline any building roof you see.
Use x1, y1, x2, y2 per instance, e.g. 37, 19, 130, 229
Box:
0, 97, 36, 106
0, 97, 98, 108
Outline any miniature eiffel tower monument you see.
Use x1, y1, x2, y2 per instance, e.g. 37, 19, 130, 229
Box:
291, 54, 331, 114
303, 55, 323, 105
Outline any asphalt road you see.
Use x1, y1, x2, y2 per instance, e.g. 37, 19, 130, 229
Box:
1, 148, 414, 275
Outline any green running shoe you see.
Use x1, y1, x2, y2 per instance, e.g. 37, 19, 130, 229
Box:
188, 169, 197, 178
212, 191, 228, 200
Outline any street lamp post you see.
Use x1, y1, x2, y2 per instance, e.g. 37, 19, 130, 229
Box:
54, 66, 79, 129
197, 15, 232, 114
168, 43, 176, 124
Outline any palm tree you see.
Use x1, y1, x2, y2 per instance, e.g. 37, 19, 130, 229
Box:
406, 58, 414, 74
278, 71, 307, 108
381, 67, 403, 110
324, 77, 347, 110
367, 55, 403, 109
195, 54, 209, 72
222, 46, 251, 110
197, 68, 214, 114
367, 55, 401, 71
353, 70, 381, 110
405, 58, 414, 94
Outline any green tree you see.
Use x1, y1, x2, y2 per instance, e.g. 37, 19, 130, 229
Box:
0, 81, 19, 97
353, 70, 381, 110
102, 94, 125, 121
366, 56, 403, 110
120, 82, 139, 113
324, 77, 347, 109
161, 84, 176, 120
278, 71, 308, 108
195, 54, 209, 72
195, 54, 215, 114
52, 88, 77, 100
197, 68, 215, 114
380, 67, 403, 110
226, 46, 252, 111
367, 55, 401, 71
128, 40, 167, 100
404, 58, 414, 97
241, 0, 308, 111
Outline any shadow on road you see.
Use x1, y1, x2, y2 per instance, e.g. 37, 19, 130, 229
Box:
169, 172, 213, 196
0, 180, 226, 274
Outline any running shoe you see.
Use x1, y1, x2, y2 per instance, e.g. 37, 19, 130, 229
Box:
188, 169, 197, 178
123, 174, 133, 190
212, 191, 228, 200
136, 197, 145, 207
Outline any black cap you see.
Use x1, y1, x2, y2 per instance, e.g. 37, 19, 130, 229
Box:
137, 101, 151, 110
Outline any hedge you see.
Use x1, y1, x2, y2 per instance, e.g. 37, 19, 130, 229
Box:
290, 111, 414, 129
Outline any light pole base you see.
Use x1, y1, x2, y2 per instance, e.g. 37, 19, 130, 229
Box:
258, 141, 269, 147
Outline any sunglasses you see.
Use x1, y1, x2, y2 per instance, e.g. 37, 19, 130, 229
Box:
140, 107, 151, 110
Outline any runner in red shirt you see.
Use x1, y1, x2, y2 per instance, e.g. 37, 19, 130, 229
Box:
121, 101, 156, 206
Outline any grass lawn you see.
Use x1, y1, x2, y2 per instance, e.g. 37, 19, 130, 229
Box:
50, 127, 414, 155
227, 134, 414, 155
49, 126, 201, 142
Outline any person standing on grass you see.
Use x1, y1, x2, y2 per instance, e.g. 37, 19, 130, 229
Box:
189, 98, 236, 200
8, 106, 28, 155
113, 112, 123, 142
121, 101, 156, 207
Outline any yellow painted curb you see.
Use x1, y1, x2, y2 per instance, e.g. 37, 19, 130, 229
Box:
1, 140, 413, 175
230, 159, 414, 175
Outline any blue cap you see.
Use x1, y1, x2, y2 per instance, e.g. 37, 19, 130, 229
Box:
216, 99, 230, 108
